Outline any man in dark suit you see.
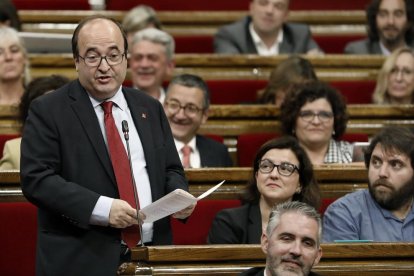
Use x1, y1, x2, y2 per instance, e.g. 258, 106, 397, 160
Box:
164, 74, 233, 168
214, 0, 321, 55
241, 201, 322, 276
20, 15, 194, 276
345, 0, 414, 55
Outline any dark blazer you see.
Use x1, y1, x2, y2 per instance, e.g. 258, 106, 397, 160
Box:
20, 80, 187, 276
344, 38, 414, 54
207, 202, 262, 244
214, 16, 320, 54
197, 135, 233, 167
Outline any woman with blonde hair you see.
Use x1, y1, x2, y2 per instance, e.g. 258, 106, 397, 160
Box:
0, 26, 30, 105
373, 47, 414, 104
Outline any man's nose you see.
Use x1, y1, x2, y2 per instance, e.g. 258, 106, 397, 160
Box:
289, 240, 303, 256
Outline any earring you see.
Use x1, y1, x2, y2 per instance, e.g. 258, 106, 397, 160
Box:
332, 130, 336, 136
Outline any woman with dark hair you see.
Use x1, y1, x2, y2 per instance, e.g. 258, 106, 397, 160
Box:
280, 81, 361, 164
258, 55, 317, 106
207, 136, 320, 244
0, 75, 69, 170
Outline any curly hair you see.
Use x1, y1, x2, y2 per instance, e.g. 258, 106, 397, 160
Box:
366, 0, 414, 44
241, 136, 320, 210
280, 81, 349, 140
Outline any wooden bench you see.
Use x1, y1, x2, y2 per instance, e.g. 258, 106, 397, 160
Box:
28, 53, 382, 81
118, 243, 414, 275
0, 165, 368, 202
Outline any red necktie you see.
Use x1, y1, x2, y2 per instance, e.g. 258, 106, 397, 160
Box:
181, 144, 191, 168
101, 101, 140, 248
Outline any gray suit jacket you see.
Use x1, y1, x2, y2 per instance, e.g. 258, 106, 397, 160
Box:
214, 16, 320, 54
345, 38, 414, 54
21, 80, 187, 275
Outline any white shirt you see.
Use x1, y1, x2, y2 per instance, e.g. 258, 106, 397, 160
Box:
379, 41, 392, 56
249, 22, 284, 56
174, 137, 201, 168
89, 86, 154, 243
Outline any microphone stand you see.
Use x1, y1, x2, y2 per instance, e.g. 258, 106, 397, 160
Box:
122, 120, 144, 247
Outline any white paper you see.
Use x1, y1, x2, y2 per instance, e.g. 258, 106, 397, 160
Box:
140, 180, 225, 223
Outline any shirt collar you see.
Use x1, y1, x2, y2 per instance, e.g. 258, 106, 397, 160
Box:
174, 136, 197, 152
89, 86, 126, 110
249, 22, 283, 50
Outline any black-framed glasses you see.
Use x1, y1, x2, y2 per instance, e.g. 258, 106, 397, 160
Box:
164, 99, 203, 117
259, 159, 299, 176
298, 110, 333, 123
78, 51, 125, 67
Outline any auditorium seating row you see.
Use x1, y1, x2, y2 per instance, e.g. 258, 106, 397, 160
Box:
122, 243, 414, 275
19, 9, 367, 54
0, 165, 408, 275
28, 54, 381, 104
13, 0, 371, 11
1, 104, 413, 165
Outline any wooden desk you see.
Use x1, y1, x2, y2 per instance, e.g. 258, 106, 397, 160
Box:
118, 243, 414, 275
19, 10, 366, 35
28, 53, 382, 81
0, 165, 367, 202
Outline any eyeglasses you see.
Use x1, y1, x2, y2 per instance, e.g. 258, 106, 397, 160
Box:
164, 100, 203, 117
298, 110, 333, 123
258, 159, 299, 176
390, 67, 413, 78
78, 51, 125, 67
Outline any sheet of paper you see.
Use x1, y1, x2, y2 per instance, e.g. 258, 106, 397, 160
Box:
197, 180, 225, 200
140, 180, 225, 223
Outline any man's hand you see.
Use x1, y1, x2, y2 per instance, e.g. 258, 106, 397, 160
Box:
109, 199, 145, 228
173, 202, 197, 219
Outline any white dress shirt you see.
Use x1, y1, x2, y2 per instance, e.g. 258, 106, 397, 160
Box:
249, 22, 284, 56
89, 86, 154, 243
174, 137, 201, 168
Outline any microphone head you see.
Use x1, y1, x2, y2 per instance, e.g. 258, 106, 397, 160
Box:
122, 120, 129, 133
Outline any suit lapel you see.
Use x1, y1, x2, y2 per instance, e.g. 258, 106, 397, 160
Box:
122, 89, 153, 164
68, 80, 115, 184
248, 203, 263, 243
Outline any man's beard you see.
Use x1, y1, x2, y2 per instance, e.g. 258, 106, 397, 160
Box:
369, 177, 414, 211
266, 254, 309, 276
380, 26, 405, 48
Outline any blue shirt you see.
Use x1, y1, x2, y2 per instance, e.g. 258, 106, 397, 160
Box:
322, 189, 414, 242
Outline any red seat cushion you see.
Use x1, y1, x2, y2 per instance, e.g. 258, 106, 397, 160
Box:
314, 35, 366, 54
0, 202, 37, 276
175, 36, 214, 54
237, 133, 279, 167
330, 81, 376, 104
341, 133, 369, 143
13, 0, 90, 9
171, 199, 241, 244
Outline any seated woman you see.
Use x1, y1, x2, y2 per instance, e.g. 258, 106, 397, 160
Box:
280, 81, 363, 164
258, 55, 317, 107
373, 47, 414, 104
0, 26, 30, 105
0, 75, 69, 170
207, 136, 320, 244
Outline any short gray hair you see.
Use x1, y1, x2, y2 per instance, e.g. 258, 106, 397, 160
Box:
131, 28, 175, 61
0, 26, 30, 86
266, 201, 322, 246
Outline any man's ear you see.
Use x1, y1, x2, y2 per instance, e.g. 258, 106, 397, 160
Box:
313, 247, 323, 266
261, 232, 269, 255
201, 108, 209, 124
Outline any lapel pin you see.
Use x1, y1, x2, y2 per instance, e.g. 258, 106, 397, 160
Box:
142, 113, 147, 119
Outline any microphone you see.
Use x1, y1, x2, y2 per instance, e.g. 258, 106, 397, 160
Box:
121, 120, 144, 246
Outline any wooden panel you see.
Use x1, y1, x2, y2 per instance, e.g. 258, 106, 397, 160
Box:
0, 165, 367, 201
118, 243, 414, 275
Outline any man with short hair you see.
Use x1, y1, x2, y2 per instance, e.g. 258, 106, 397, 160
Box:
241, 201, 323, 276
164, 74, 232, 168
214, 0, 321, 55
323, 126, 414, 242
129, 28, 175, 102
345, 0, 414, 55
20, 15, 193, 275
